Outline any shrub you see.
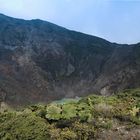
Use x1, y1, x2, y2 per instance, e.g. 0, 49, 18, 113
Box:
60, 128, 77, 140
72, 121, 95, 139
62, 103, 77, 120
0, 113, 49, 140
45, 104, 62, 120
94, 103, 113, 118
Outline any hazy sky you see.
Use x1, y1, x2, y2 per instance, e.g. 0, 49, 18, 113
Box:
0, 0, 140, 44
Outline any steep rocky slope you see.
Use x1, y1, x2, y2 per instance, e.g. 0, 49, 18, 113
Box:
0, 13, 140, 106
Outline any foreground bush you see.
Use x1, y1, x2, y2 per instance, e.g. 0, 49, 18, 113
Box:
0, 88, 140, 139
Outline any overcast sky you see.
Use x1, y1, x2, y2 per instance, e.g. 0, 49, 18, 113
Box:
0, 0, 140, 44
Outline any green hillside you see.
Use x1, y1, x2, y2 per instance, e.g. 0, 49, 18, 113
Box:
0, 89, 140, 140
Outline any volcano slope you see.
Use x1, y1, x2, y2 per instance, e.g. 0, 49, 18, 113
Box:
0, 14, 140, 106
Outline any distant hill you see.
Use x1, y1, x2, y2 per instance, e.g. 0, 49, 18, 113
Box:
0, 13, 140, 106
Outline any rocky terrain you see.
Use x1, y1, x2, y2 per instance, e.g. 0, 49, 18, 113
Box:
0, 13, 140, 106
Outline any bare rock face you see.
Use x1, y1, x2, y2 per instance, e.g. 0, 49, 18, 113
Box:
0, 13, 140, 106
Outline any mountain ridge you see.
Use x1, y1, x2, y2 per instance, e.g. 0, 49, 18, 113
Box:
0, 14, 140, 106
0, 13, 122, 45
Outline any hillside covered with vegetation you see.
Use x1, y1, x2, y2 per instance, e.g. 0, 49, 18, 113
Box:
0, 89, 140, 140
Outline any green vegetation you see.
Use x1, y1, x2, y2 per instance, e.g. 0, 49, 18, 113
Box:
0, 89, 140, 139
